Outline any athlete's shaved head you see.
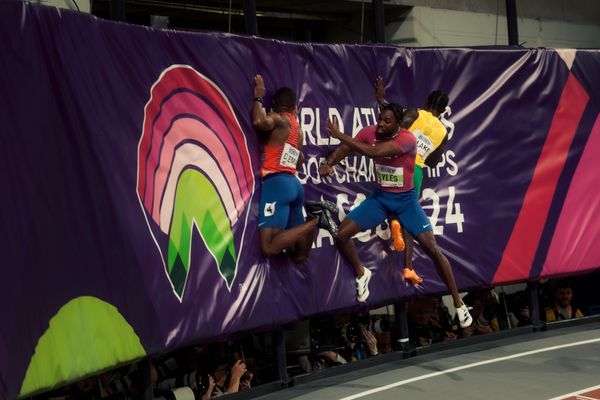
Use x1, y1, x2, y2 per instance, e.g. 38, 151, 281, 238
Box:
272, 87, 297, 113
425, 90, 449, 117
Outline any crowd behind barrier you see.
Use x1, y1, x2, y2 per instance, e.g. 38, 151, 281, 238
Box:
31, 272, 599, 400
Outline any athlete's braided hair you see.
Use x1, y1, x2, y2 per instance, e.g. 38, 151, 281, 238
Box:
272, 87, 297, 113
380, 103, 404, 124
425, 90, 449, 116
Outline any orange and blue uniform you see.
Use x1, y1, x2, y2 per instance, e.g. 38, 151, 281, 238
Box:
260, 112, 300, 177
258, 112, 305, 230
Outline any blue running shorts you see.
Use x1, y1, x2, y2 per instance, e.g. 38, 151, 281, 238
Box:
346, 188, 432, 236
258, 172, 305, 230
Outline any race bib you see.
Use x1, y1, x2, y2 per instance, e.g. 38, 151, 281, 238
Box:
280, 142, 300, 168
413, 130, 434, 159
376, 164, 404, 187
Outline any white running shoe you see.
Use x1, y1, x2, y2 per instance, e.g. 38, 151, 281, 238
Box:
355, 268, 372, 303
456, 303, 473, 328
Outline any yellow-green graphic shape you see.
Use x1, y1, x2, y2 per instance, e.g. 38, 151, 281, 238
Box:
20, 296, 145, 398
168, 169, 236, 296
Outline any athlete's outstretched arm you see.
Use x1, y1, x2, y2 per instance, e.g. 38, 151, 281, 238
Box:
375, 76, 386, 107
325, 117, 400, 159
252, 74, 276, 132
317, 142, 352, 176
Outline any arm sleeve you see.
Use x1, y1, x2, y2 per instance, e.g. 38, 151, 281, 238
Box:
354, 126, 373, 144
395, 131, 417, 155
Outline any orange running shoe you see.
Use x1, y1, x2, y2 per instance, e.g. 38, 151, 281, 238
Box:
403, 267, 423, 285
390, 219, 405, 251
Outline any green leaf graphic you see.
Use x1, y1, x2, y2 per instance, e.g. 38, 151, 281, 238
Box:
168, 169, 237, 296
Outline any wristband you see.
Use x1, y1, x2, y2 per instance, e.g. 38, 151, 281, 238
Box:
253, 96, 263, 103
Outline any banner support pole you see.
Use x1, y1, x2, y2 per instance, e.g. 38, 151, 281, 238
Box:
372, 0, 385, 43
110, 0, 125, 21
273, 328, 289, 386
528, 281, 544, 331
506, 0, 519, 46
243, 0, 258, 36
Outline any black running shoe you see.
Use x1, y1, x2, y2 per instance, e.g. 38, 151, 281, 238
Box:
305, 201, 339, 236
305, 203, 320, 220
306, 200, 338, 214
318, 208, 338, 237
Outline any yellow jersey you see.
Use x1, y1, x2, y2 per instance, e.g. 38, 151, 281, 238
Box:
408, 109, 447, 168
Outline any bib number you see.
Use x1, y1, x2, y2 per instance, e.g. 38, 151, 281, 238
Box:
413, 130, 434, 159
376, 164, 404, 187
280, 143, 300, 168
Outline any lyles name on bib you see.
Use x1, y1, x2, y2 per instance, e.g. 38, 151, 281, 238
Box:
376, 164, 404, 187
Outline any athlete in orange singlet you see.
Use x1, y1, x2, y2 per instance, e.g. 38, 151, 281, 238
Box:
252, 75, 336, 262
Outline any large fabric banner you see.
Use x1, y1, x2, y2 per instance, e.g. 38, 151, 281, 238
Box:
1, 2, 599, 398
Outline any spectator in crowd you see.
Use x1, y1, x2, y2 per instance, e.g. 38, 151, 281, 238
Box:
311, 350, 348, 371
68, 376, 102, 399
211, 356, 253, 396
152, 352, 216, 400
470, 296, 499, 334
463, 288, 503, 335
505, 289, 532, 328
408, 298, 457, 346
338, 315, 379, 361
371, 316, 394, 354
431, 297, 461, 339
544, 280, 584, 322
310, 316, 348, 370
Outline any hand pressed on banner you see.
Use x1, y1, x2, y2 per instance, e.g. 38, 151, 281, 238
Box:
253, 74, 265, 98
326, 116, 344, 140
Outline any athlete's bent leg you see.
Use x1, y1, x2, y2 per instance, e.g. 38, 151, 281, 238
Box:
335, 218, 372, 302
402, 229, 423, 284
414, 230, 472, 327
259, 219, 318, 259
335, 218, 364, 278
403, 228, 414, 268
287, 223, 317, 263
414, 231, 460, 305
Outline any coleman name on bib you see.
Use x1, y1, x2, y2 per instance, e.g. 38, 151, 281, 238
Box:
280, 143, 300, 168
376, 164, 404, 187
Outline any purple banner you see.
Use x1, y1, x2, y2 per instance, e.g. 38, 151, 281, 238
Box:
1, 2, 599, 398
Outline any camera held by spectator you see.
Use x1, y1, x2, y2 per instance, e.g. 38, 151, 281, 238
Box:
212, 355, 253, 395
156, 369, 211, 394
